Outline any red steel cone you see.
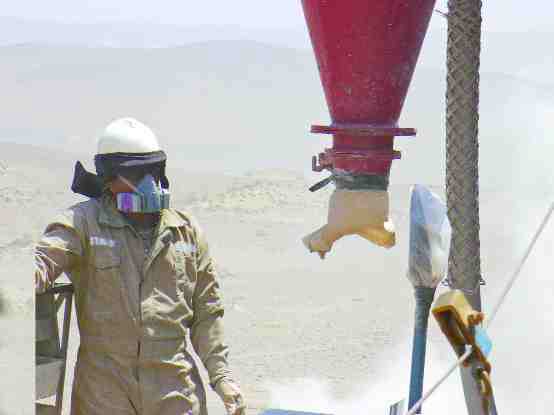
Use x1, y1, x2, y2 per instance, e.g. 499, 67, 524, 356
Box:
301, 0, 437, 257
302, 0, 437, 175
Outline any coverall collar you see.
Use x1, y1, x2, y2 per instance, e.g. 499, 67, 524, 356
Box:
160, 209, 187, 228
98, 194, 128, 228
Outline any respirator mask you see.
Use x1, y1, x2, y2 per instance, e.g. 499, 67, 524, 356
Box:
115, 167, 170, 213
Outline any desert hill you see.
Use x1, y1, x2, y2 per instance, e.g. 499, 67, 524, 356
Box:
1, 38, 553, 414
1, 41, 553, 189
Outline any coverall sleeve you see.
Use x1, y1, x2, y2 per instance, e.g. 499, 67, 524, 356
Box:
35, 208, 85, 294
190, 221, 233, 389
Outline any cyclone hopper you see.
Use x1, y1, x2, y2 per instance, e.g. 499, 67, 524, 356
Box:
301, 0, 437, 257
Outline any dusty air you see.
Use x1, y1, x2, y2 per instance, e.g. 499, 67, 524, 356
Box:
0, 1, 551, 415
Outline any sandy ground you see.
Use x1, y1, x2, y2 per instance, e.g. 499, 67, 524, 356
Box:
1, 143, 554, 414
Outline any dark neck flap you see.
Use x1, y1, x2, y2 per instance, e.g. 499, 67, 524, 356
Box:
71, 161, 103, 198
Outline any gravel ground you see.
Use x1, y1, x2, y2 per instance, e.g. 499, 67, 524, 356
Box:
1, 146, 554, 414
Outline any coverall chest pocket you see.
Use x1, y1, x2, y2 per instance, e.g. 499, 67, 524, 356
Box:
173, 246, 197, 304
90, 246, 122, 306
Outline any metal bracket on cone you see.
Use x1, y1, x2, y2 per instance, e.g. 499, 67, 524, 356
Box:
310, 123, 413, 174
311, 154, 330, 172
311, 123, 417, 137
311, 148, 402, 175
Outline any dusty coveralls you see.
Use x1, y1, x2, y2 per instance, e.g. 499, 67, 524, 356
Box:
35, 194, 231, 415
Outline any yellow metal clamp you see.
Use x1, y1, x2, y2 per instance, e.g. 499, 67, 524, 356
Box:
432, 289, 494, 409
432, 290, 491, 370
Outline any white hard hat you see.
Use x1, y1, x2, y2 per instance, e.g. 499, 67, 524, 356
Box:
97, 117, 161, 155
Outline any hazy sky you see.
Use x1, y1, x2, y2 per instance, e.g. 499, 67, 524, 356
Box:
2, 0, 551, 33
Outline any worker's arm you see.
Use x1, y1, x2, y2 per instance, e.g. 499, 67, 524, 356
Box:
189, 221, 232, 388
188, 219, 245, 414
35, 208, 85, 293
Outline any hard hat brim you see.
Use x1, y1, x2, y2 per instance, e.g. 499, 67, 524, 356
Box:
94, 151, 169, 189
95, 151, 166, 168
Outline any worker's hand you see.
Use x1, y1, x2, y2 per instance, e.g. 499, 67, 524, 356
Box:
35, 269, 49, 294
214, 379, 246, 415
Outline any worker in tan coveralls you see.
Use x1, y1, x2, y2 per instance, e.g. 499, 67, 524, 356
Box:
34, 118, 246, 415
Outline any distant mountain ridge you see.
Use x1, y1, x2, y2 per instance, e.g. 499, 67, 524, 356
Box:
1, 16, 552, 84
0, 16, 311, 49
0, 40, 552, 190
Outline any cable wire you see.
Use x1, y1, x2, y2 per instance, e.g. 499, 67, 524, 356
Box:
406, 347, 473, 415
404, 201, 554, 414
485, 201, 554, 329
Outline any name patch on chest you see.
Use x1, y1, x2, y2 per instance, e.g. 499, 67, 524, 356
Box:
174, 241, 196, 256
90, 236, 118, 248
